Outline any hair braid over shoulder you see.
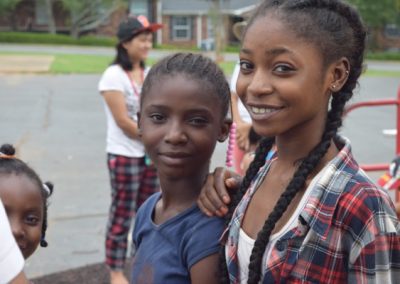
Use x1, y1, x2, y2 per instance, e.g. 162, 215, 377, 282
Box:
217, 0, 366, 282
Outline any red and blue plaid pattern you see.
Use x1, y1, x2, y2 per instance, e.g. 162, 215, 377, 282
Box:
222, 136, 400, 283
105, 154, 159, 270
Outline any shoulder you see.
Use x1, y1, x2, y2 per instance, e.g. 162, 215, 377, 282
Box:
102, 64, 124, 78
335, 172, 399, 236
135, 193, 160, 224
182, 210, 224, 269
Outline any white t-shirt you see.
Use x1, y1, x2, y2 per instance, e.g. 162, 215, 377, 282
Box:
98, 64, 148, 157
0, 198, 24, 284
237, 174, 317, 283
230, 62, 251, 123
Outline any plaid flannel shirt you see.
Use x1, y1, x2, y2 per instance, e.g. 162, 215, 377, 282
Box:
223, 136, 400, 283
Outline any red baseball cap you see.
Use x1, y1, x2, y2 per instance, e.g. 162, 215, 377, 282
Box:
117, 15, 163, 42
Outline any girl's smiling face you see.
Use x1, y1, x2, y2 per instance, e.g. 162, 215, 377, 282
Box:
0, 174, 43, 259
139, 74, 230, 179
237, 14, 333, 140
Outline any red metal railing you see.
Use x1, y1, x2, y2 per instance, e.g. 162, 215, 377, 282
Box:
344, 86, 400, 172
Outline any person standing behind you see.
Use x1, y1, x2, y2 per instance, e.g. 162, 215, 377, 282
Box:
98, 15, 162, 284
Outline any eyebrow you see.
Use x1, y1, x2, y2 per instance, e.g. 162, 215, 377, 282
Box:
241, 47, 293, 57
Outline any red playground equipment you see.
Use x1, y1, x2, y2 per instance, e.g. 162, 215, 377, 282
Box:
344, 86, 400, 215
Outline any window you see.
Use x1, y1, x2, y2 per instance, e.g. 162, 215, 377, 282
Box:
35, 0, 49, 25
385, 24, 400, 38
171, 16, 192, 40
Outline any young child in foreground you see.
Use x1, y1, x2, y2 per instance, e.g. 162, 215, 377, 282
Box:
0, 144, 54, 261
130, 53, 231, 283
198, 0, 400, 283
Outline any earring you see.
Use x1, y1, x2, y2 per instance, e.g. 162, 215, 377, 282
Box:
331, 84, 336, 91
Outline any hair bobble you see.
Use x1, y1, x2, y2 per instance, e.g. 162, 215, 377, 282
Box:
0, 152, 16, 159
43, 183, 51, 196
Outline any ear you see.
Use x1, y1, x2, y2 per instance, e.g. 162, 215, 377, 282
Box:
217, 118, 232, 142
327, 57, 350, 94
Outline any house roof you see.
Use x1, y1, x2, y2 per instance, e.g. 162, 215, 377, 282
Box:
161, 0, 261, 16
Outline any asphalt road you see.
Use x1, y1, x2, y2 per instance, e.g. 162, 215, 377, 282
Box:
0, 65, 398, 278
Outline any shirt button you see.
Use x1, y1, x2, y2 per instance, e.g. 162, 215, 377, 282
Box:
276, 241, 285, 251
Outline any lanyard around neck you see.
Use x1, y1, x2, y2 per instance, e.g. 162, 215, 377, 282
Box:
125, 69, 144, 98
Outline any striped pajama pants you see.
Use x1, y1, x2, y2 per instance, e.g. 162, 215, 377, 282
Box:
105, 153, 159, 270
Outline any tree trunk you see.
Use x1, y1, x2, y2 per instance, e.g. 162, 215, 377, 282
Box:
45, 0, 57, 34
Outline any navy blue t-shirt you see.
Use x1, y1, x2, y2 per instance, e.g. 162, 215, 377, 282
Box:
131, 192, 224, 283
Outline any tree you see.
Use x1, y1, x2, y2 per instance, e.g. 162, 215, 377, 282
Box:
60, 0, 127, 38
206, 0, 229, 62
347, 0, 400, 50
44, 0, 56, 34
0, 0, 22, 31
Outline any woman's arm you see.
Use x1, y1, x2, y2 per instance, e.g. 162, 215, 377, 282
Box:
231, 91, 251, 151
102, 90, 139, 139
197, 167, 242, 217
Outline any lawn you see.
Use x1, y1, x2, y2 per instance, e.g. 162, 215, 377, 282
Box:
1, 52, 400, 77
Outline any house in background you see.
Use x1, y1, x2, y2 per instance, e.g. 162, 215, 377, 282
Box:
153, 0, 260, 49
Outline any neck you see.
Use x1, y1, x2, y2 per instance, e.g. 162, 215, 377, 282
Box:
275, 119, 338, 171
158, 170, 208, 211
131, 60, 142, 70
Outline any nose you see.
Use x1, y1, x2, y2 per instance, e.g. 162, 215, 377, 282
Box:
164, 121, 188, 145
145, 39, 153, 50
246, 69, 273, 97
10, 217, 25, 240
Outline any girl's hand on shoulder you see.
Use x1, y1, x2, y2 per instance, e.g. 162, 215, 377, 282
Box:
197, 167, 242, 217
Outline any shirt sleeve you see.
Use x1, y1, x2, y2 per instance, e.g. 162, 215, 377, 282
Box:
0, 199, 24, 283
184, 215, 224, 270
348, 204, 400, 283
98, 65, 125, 93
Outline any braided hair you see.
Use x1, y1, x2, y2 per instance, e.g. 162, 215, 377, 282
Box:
141, 53, 231, 117
219, 0, 366, 283
0, 144, 54, 248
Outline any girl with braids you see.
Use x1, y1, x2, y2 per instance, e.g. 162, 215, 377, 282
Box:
0, 144, 54, 261
130, 53, 231, 283
198, 0, 400, 283
98, 15, 162, 284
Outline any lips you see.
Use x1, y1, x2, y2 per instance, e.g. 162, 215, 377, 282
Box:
159, 152, 191, 166
247, 104, 284, 120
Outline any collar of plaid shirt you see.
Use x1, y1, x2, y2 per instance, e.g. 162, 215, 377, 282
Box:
221, 135, 400, 283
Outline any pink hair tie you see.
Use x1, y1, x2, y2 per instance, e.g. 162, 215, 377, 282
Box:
225, 122, 236, 167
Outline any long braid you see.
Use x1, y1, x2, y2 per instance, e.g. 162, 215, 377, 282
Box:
220, 0, 367, 282
219, 137, 275, 283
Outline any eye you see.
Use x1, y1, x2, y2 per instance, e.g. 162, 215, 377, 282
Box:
273, 64, 295, 74
188, 116, 208, 126
239, 60, 253, 74
149, 113, 165, 123
25, 215, 40, 226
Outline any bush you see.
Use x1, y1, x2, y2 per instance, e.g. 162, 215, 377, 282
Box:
366, 51, 400, 61
0, 32, 116, 46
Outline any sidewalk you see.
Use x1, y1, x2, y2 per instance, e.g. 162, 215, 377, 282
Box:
0, 54, 54, 73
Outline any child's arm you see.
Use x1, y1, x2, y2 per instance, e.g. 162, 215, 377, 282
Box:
189, 253, 220, 283
102, 91, 140, 139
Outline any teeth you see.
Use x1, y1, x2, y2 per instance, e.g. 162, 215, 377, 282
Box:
250, 107, 277, 114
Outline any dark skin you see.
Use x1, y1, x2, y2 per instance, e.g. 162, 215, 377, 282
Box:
198, 14, 350, 235
138, 74, 230, 283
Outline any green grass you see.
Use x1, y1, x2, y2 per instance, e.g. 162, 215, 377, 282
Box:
1, 51, 400, 77
363, 69, 400, 77
50, 54, 113, 73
